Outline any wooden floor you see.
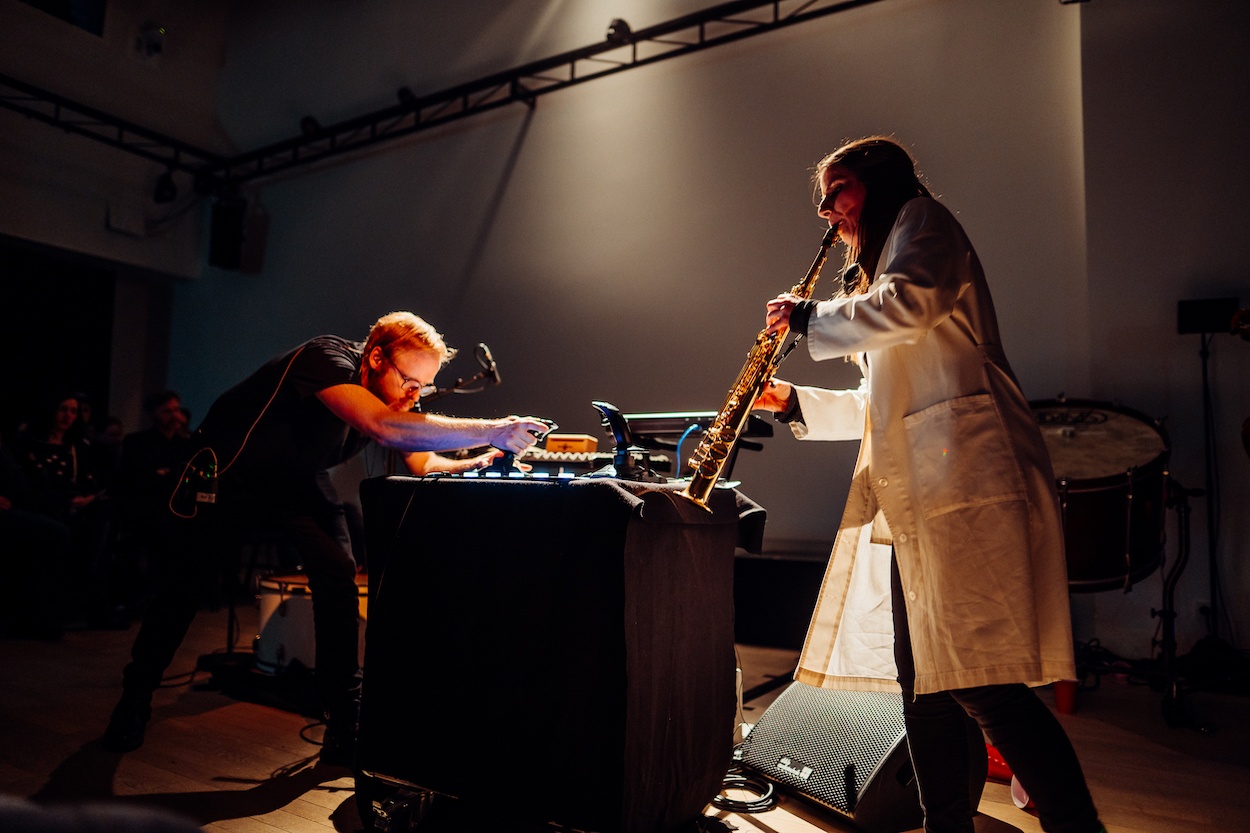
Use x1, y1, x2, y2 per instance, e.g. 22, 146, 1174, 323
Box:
2, 602, 1248, 833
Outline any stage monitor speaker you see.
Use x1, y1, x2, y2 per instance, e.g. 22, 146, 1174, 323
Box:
739, 681, 922, 833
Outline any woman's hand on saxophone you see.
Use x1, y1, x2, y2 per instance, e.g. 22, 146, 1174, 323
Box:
766, 293, 803, 334
753, 378, 794, 413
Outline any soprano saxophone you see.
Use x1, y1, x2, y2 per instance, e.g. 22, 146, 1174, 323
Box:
680, 224, 839, 510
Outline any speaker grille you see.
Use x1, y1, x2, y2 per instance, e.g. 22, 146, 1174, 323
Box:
740, 682, 919, 830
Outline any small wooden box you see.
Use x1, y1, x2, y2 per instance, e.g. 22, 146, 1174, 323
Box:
543, 433, 599, 453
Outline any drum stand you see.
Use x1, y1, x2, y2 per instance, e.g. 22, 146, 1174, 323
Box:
1151, 478, 1212, 732
195, 542, 265, 676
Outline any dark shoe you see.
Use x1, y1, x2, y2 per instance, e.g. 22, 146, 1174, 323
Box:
102, 697, 151, 753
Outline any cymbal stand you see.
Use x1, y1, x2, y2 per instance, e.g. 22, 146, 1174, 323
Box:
1151, 478, 1211, 731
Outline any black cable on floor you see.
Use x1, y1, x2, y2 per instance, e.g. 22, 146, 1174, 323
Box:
711, 766, 777, 813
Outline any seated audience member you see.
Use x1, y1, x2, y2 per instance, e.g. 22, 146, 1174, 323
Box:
0, 430, 70, 640
12, 392, 113, 626
114, 390, 193, 619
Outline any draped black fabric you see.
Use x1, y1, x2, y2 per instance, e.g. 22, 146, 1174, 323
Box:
358, 476, 763, 833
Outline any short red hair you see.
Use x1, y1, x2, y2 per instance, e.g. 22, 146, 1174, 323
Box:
362, 311, 455, 366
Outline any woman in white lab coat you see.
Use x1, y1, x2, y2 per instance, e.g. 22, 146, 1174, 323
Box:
756, 137, 1104, 833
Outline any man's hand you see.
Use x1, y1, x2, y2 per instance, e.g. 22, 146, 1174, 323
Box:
489, 417, 553, 455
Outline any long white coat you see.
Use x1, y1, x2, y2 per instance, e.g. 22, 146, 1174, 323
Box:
789, 197, 1076, 695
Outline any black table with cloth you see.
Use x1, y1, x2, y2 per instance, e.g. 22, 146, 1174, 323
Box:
356, 474, 765, 833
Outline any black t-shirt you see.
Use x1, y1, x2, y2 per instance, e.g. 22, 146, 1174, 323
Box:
119, 428, 193, 523
197, 335, 370, 498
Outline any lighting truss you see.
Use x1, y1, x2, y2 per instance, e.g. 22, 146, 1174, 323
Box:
0, 73, 224, 177
0, 0, 885, 193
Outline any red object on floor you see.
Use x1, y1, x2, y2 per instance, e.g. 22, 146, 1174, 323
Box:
1053, 679, 1078, 714
986, 743, 1013, 782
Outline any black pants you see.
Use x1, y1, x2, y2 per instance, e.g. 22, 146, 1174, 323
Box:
120, 479, 361, 715
891, 556, 1101, 833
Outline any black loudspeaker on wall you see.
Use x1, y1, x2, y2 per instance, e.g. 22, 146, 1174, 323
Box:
739, 682, 924, 833
208, 196, 247, 270
208, 195, 269, 273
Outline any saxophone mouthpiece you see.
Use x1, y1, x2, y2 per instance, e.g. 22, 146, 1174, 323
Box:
823, 224, 838, 246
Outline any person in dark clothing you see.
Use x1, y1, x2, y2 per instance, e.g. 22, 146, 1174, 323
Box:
0, 431, 71, 640
11, 392, 113, 626
113, 390, 192, 620
12, 393, 102, 523
102, 311, 550, 765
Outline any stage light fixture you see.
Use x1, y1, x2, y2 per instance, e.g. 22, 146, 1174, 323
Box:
396, 87, 418, 110
153, 169, 177, 203
606, 18, 633, 45
300, 116, 322, 136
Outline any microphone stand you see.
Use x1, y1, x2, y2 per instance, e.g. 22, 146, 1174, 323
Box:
1177, 301, 1244, 642
1153, 479, 1211, 731
419, 342, 501, 405
1197, 331, 1220, 639
1169, 307, 1250, 719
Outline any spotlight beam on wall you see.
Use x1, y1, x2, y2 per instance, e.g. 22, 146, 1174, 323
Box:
214, 0, 887, 186
0, 0, 887, 194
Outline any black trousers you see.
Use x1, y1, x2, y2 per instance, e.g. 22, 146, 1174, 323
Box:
120, 479, 361, 715
890, 556, 1101, 833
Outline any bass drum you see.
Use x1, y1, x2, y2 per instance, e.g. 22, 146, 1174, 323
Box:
253, 571, 368, 675
1031, 398, 1169, 592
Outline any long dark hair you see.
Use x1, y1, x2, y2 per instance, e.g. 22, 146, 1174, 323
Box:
814, 136, 931, 294
25, 391, 89, 444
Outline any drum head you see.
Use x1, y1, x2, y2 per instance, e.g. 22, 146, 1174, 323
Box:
1031, 399, 1170, 591
1032, 399, 1168, 485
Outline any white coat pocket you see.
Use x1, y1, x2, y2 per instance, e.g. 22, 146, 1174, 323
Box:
902, 393, 1027, 519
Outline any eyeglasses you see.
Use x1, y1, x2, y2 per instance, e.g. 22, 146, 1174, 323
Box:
384, 353, 437, 397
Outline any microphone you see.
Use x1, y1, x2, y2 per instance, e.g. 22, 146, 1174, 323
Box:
420, 343, 501, 404
477, 342, 502, 385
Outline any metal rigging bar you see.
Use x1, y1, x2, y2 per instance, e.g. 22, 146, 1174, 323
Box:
2, 0, 885, 191
216, 0, 884, 185
0, 71, 226, 173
